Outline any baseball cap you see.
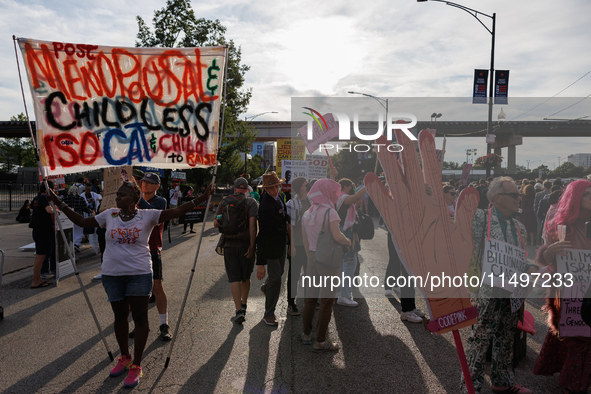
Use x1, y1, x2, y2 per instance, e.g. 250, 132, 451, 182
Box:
132, 169, 145, 180
234, 177, 249, 189
534, 183, 543, 190
141, 173, 161, 184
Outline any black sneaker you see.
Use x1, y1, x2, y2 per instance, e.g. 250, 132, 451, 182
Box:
287, 304, 300, 316
235, 310, 245, 324
159, 324, 172, 341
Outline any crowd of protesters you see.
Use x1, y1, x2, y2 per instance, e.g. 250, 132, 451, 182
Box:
22, 168, 591, 391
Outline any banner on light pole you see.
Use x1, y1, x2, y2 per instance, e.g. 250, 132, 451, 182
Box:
472, 69, 488, 104
494, 70, 509, 105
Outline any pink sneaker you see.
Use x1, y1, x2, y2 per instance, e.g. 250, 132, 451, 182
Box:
109, 355, 132, 377
491, 384, 533, 394
124, 365, 142, 388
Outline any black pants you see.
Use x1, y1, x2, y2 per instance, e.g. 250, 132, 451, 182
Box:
384, 231, 416, 312
287, 245, 307, 305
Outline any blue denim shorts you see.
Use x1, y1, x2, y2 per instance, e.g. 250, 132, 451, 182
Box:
101, 274, 153, 302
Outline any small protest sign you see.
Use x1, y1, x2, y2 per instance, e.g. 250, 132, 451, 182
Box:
48, 175, 65, 191
481, 238, 528, 292
100, 166, 132, 212
298, 113, 339, 155
556, 249, 591, 337
179, 197, 206, 224
307, 155, 329, 179
556, 248, 591, 283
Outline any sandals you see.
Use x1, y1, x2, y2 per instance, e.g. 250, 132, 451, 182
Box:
31, 281, 50, 289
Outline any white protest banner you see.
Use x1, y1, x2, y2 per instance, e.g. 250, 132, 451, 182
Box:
481, 238, 528, 292
556, 249, 591, 337
17, 38, 225, 175
307, 154, 329, 179
298, 113, 339, 155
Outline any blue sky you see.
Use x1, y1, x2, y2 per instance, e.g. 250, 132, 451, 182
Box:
1, 0, 590, 168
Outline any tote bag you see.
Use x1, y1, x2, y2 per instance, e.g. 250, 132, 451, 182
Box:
314, 209, 343, 269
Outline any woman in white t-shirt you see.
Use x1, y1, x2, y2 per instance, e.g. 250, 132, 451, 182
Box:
49, 181, 212, 388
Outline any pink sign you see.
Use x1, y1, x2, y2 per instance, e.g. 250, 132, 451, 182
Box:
559, 281, 591, 337
460, 164, 472, 186
298, 113, 339, 154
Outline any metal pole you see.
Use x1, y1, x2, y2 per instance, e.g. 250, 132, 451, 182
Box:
165, 45, 230, 368
13, 36, 113, 361
486, 13, 496, 178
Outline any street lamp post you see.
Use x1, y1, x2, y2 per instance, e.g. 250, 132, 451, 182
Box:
466, 148, 477, 164
418, 0, 496, 178
243, 111, 278, 175
526, 160, 540, 170
348, 91, 389, 174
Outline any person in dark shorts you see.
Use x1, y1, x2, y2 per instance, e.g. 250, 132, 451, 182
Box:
30, 181, 55, 288
214, 177, 258, 324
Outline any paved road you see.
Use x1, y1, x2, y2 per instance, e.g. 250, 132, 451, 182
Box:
0, 216, 565, 393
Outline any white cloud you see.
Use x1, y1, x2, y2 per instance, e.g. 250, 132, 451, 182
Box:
1, 0, 589, 168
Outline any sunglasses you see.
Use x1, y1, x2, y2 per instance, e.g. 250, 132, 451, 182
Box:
498, 192, 520, 199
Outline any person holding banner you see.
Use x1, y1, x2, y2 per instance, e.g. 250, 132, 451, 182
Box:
48, 181, 213, 388
533, 179, 591, 394
30, 180, 55, 289
461, 177, 535, 394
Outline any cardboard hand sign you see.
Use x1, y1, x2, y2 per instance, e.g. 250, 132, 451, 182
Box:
364, 128, 479, 334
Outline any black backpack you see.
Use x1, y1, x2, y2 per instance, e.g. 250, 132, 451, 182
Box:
220, 194, 249, 239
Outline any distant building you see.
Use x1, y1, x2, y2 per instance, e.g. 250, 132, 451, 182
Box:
567, 153, 591, 169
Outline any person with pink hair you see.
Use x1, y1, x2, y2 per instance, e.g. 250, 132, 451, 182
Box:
533, 179, 591, 394
301, 179, 351, 352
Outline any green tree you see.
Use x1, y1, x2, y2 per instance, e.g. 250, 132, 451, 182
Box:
551, 161, 584, 178
136, 0, 254, 184
330, 143, 376, 182
442, 161, 462, 170
0, 113, 36, 172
